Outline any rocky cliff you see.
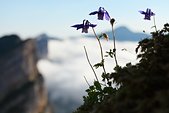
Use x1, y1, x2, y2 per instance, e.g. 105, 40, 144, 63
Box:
0, 35, 52, 113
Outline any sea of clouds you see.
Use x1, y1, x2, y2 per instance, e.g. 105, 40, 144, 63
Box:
37, 37, 138, 113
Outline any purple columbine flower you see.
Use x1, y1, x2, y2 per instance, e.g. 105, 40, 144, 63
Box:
71, 19, 97, 33
89, 7, 111, 21
139, 8, 155, 20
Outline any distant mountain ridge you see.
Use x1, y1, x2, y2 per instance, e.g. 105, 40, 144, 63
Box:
86, 26, 150, 41
36, 33, 62, 41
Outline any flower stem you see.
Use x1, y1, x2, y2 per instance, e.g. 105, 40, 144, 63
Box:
153, 16, 158, 32
92, 27, 106, 74
84, 76, 90, 87
84, 46, 99, 82
111, 25, 118, 67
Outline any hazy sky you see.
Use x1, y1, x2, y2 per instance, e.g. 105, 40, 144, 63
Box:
0, 0, 169, 39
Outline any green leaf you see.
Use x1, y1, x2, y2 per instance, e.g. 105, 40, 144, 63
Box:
106, 49, 114, 58
103, 87, 114, 94
86, 89, 90, 93
94, 81, 102, 91
89, 86, 95, 90
93, 60, 104, 69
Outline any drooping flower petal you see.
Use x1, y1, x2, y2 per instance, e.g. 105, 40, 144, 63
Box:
89, 11, 99, 15
71, 24, 84, 30
82, 27, 88, 33
71, 20, 86, 30
104, 11, 111, 21
97, 12, 104, 20
89, 24, 97, 28
139, 10, 146, 15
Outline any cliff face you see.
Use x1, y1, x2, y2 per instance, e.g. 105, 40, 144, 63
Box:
0, 35, 52, 113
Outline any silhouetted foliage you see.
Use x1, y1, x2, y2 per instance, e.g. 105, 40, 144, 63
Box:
73, 24, 169, 113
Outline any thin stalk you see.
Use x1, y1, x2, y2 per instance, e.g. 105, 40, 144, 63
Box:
153, 16, 158, 32
111, 25, 118, 66
84, 76, 90, 87
84, 46, 99, 82
92, 27, 106, 74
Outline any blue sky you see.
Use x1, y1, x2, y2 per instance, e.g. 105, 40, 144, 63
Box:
0, 0, 169, 39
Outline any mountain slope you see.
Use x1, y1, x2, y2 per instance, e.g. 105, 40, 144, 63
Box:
86, 26, 150, 41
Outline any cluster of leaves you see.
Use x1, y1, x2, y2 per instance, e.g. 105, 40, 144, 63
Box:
73, 24, 169, 113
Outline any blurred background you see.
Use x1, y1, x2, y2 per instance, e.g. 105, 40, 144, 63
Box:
0, 0, 169, 113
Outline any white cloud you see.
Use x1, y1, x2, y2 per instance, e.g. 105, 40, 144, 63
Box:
37, 38, 138, 113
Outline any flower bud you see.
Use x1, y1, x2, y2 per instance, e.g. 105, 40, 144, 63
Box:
110, 18, 115, 27
102, 33, 109, 41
